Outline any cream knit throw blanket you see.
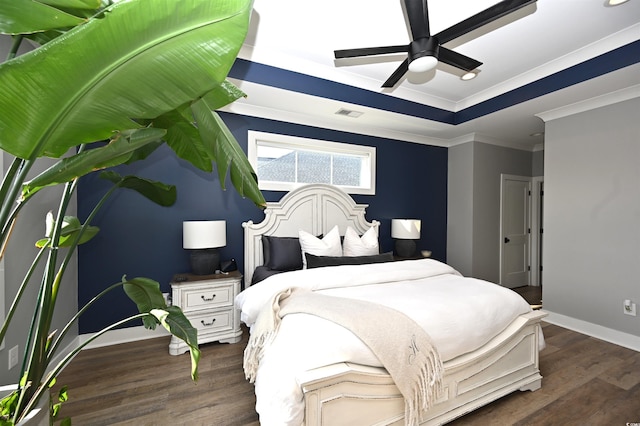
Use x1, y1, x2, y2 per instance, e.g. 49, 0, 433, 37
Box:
243, 288, 444, 426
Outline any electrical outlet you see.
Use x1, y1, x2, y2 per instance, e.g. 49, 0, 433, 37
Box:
8, 345, 18, 370
623, 299, 637, 317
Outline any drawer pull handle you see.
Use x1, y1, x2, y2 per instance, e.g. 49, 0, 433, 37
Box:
201, 318, 216, 326
201, 294, 216, 302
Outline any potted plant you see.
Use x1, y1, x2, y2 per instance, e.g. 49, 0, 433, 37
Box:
0, 0, 265, 424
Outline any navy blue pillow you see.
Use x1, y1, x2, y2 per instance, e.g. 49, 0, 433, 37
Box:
262, 235, 303, 271
305, 252, 394, 269
251, 266, 285, 284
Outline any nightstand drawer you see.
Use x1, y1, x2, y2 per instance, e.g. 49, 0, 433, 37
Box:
182, 285, 233, 310
190, 309, 233, 334
169, 271, 243, 355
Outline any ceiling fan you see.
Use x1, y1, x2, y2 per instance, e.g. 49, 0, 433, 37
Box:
334, 0, 537, 88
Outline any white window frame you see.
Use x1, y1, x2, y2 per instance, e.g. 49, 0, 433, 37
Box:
248, 131, 376, 195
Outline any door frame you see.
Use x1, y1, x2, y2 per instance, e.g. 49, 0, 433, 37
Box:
530, 177, 544, 287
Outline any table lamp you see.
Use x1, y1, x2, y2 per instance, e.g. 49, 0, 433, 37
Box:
391, 219, 421, 258
183, 220, 226, 275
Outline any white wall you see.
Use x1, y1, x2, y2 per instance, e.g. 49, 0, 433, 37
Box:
447, 143, 474, 276
448, 141, 533, 282
532, 149, 544, 177
542, 95, 640, 340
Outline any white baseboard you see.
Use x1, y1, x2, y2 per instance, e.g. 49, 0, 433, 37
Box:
79, 325, 171, 350
544, 310, 640, 352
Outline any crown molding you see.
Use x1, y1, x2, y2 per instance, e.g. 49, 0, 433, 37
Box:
458, 24, 640, 110
536, 83, 640, 122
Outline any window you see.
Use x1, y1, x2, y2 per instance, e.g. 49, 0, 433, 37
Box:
248, 131, 376, 195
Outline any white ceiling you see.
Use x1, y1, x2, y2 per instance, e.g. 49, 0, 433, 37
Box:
224, 0, 640, 150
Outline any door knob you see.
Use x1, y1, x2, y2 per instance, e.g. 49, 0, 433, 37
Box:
504, 237, 510, 243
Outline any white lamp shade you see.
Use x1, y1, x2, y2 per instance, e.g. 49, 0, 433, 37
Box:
391, 219, 421, 239
183, 220, 226, 249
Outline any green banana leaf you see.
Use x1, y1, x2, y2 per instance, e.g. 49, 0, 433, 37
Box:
122, 276, 170, 329
39, 0, 100, 9
0, 0, 252, 160
151, 307, 200, 381
100, 172, 177, 207
2, 0, 265, 207
155, 80, 247, 173
122, 277, 200, 381
192, 101, 264, 203
21, 128, 167, 200
35, 214, 99, 248
0, 0, 88, 34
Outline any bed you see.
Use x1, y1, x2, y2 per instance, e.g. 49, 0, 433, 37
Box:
238, 184, 546, 425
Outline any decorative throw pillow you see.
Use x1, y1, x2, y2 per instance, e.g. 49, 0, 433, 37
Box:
299, 225, 342, 268
343, 226, 379, 256
251, 265, 285, 284
305, 252, 394, 268
261, 235, 303, 271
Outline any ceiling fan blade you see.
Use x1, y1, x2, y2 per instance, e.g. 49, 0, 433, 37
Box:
405, 0, 430, 39
437, 47, 482, 71
382, 59, 409, 88
334, 45, 408, 59
435, 0, 537, 44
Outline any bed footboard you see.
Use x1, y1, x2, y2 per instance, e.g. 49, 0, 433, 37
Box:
299, 310, 547, 426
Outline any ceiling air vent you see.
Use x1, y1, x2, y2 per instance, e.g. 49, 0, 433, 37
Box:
335, 108, 363, 118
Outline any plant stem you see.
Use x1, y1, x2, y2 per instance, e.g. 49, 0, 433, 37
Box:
0, 246, 47, 351
0, 157, 24, 259
15, 159, 78, 420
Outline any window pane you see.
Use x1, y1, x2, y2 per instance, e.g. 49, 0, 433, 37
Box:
257, 146, 295, 183
248, 131, 376, 195
298, 151, 331, 184
332, 154, 362, 186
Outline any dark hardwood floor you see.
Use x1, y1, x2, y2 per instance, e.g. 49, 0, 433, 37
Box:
512, 285, 543, 307
53, 321, 639, 425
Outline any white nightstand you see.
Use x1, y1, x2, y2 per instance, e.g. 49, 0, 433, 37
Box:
169, 270, 243, 356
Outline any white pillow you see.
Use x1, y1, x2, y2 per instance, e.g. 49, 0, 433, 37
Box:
299, 225, 342, 268
343, 226, 379, 256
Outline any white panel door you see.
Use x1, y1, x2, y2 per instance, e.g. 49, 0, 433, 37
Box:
500, 175, 531, 288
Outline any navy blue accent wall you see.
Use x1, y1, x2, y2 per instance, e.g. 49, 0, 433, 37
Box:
77, 113, 448, 333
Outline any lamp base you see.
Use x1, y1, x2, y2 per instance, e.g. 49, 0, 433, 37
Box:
189, 248, 221, 275
394, 239, 417, 258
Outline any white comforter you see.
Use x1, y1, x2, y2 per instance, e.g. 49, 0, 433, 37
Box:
235, 259, 533, 425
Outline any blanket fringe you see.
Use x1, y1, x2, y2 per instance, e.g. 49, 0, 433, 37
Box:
243, 329, 275, 383
243, 288, 293, 383
405, 337, 444, 426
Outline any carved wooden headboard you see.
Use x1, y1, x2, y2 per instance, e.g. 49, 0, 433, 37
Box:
242, 184, 380, 285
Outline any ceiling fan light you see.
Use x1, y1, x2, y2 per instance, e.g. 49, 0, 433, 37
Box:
461, 71, 477, 81
408, 55, 438, 73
